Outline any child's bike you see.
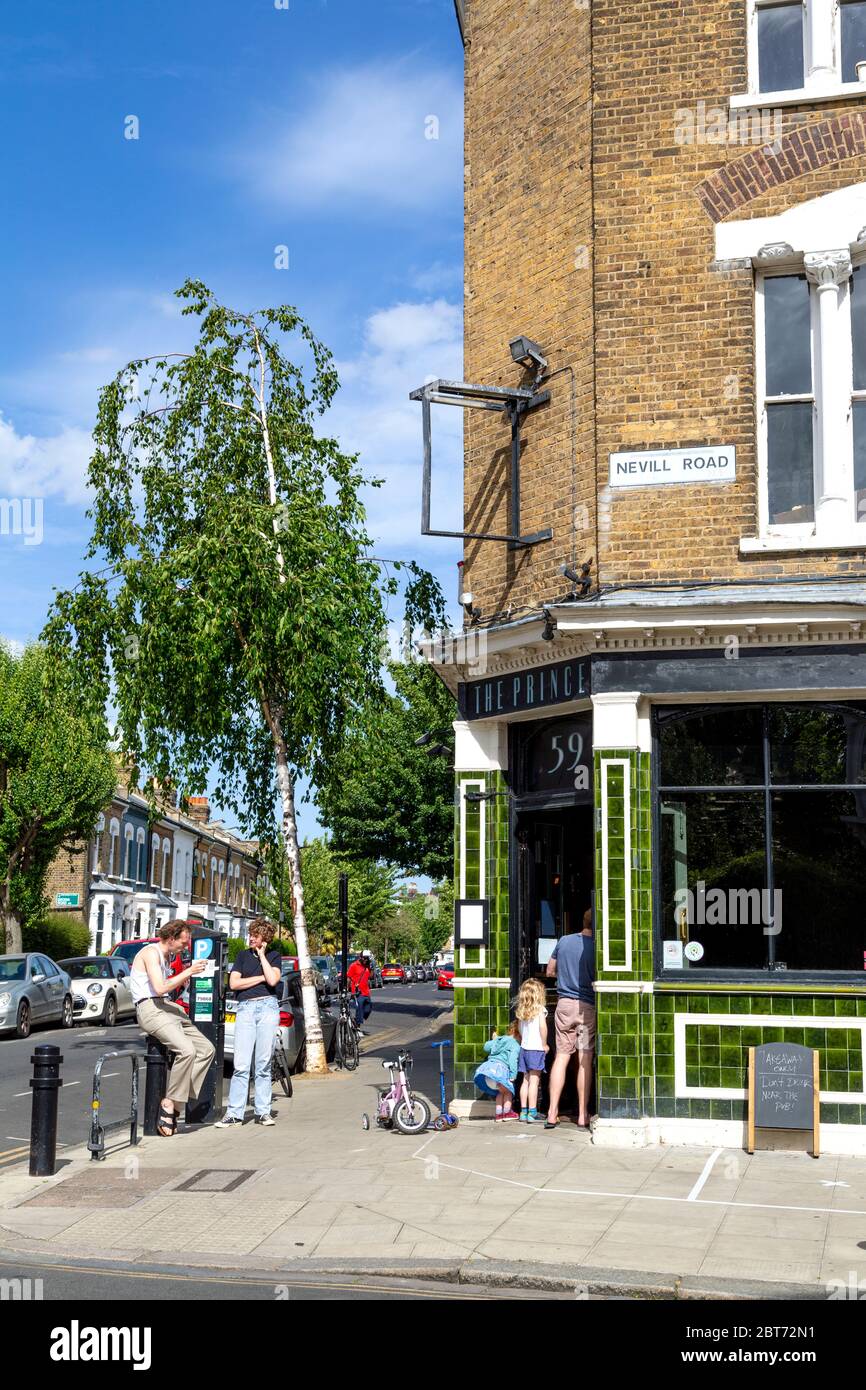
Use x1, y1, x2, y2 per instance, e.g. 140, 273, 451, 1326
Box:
361, 1049, 431, 1135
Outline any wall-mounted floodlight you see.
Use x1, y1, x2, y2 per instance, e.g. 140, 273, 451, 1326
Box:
541, 607, 556, 642
509, 336, 548, 377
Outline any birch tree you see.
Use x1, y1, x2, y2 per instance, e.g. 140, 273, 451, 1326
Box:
44, 281, 389, 1071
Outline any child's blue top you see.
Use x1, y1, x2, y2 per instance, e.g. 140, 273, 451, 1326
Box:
482, 1034, 520, 1078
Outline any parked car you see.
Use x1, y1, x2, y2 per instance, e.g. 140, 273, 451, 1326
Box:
404, 965, 416, 983
312, 955, 340, 996
437, 963, 455, 990
222, 968, 336, 1074
420, 963, 434, 982
381, 962, 405, 983
0, 954, 74, 1038
58, 956, 136, 1027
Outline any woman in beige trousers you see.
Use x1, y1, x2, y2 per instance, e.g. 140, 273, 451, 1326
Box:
131, 920, 215, 1137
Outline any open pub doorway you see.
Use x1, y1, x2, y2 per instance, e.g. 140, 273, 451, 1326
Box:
514, 805, 596, 1119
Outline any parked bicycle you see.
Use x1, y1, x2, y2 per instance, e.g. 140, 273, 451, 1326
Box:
335, 990, 360, 1071
362, 1049, 431, 1135
271, 1037, 293, 1097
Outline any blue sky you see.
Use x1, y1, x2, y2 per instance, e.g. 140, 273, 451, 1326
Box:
0, 0, 464, 839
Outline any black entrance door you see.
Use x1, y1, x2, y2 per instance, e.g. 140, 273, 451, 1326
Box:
515, 806, 594, 986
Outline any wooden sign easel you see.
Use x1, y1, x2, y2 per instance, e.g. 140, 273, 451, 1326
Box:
748, 1044, 820, 1158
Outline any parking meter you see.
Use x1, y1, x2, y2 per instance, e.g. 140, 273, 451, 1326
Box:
182, 925, 226, 1124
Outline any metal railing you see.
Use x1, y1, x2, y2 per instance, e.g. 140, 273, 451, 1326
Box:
87, 1050, 142, 1161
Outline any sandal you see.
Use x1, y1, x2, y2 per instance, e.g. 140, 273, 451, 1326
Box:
157, 1104, 177, 1138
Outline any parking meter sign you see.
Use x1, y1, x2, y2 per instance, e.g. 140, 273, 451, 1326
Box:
193, 939, 213, 960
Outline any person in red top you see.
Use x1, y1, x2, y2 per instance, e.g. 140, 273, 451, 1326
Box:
347, 954, 373, 1035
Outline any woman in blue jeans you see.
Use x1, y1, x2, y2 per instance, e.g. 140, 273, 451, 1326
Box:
216, 918, 282, 1127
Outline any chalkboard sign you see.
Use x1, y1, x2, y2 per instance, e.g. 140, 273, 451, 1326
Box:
748, 1043, 820, 1158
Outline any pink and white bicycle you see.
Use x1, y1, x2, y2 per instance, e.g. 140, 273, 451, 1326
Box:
361, 1049, 431, 1135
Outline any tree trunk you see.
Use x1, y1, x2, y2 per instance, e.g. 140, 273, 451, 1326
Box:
3, 912, 22, 954
269, 712, 328, 1074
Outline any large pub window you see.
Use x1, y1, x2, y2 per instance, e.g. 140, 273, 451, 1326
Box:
656, 703, 866, 975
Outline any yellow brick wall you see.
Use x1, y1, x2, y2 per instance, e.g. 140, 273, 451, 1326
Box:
461, 0, 866, 617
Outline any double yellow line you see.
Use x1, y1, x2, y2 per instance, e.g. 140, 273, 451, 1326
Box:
0, 1144, 29, 1170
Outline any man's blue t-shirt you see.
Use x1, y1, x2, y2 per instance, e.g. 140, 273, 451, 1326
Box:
550, 933, 595, 1005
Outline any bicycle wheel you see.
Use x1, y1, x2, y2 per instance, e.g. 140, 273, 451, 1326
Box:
272, 1045, 293, 1098
394, 1095, 431, 1135
339, 1016, 360, 1071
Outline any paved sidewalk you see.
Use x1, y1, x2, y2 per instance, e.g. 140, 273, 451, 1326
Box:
2, 1034, 866, 1297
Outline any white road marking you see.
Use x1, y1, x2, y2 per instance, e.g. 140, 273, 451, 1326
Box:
13, 1080, 79, 1098
819, 1180, 850, 1188
413, 1153, 866, 1219
412, 1135, 435, 1160
687, 1147, 723, 1201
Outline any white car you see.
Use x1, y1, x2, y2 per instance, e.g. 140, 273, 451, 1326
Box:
58, 956, 135, 1027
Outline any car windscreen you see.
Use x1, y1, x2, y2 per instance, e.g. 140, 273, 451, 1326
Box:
62, 960, 112, 980
0, 959, 26, 982
111, 942, 144, 963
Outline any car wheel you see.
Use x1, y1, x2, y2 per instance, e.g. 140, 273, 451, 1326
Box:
60, 995, 74, 1029
104, 995, 117, 1027
293, 1043, 307, 1075
15, 1000, 31, 1039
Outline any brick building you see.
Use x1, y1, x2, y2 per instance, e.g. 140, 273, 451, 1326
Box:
48, 788, 265, 953
423, 0, 866, 1150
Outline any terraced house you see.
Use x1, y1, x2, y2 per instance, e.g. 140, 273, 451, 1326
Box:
46, 789, 266, 952
423, 0, 866, 1150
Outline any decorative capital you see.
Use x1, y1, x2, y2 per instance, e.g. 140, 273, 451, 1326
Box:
804, 249, 852, 288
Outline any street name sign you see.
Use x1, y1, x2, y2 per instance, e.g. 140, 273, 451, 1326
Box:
609, 445, 736, 488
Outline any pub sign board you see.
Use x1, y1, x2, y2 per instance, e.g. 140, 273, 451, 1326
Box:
458, 656, 591, 721
748, 1042, 820, 1158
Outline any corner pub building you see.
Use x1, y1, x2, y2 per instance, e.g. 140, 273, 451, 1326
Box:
420, 0, 866, 1151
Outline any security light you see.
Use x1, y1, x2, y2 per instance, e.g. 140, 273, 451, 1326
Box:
414, 733, 434, 748
541, 607, 556, 642
509, 336, 548, 375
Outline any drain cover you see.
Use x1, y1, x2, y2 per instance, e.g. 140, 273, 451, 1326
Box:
174, 1169, 256, 1193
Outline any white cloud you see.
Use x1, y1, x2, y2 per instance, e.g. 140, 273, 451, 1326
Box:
0, 414, 92, 506
327, 297, 464, 554
237, 61, 463, 214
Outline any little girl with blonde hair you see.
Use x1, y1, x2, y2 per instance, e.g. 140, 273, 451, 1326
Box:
515, 977, 549, 1123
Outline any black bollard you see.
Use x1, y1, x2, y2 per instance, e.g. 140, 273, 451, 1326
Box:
29, 1044, 63, 1176
143, 1036, 169, 1136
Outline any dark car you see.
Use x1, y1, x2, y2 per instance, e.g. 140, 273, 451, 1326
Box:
313, 955, 340, 996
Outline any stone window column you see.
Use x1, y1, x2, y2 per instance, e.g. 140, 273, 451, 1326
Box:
807, 0, 836, 86
805, 248, 853, 535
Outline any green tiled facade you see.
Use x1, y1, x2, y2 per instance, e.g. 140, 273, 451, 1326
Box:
451, 732, 866, 1129
453, 768, 512, 1100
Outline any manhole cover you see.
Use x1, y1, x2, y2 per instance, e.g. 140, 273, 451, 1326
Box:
174, 1169, 256, 1193
21, 1168, 185, 1208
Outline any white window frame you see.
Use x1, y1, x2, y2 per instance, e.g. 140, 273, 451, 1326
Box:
754, 249, 866, 546
755, 265, 820, 538
743, 0, 866, 104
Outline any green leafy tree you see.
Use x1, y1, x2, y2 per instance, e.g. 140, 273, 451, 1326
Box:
418, 880, 454, 959
0, 644, 115, 952
44, 281, 390, 1072
262, 835, 398, 954
317, 659, 456, 879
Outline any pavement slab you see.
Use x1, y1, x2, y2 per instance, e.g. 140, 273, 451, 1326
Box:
3, 1037, 866, 1297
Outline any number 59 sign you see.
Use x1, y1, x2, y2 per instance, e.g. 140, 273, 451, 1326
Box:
523, 715, 593, 796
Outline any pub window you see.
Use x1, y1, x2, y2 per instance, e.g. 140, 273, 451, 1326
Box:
656, 703, 866, 975
756, 0, 805, 92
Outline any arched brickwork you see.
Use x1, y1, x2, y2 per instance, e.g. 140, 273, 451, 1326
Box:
697, 112, 866, 222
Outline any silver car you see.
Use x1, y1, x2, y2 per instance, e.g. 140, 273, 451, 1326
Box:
0, 953, 74, 1038
223, 969, 336, 1073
